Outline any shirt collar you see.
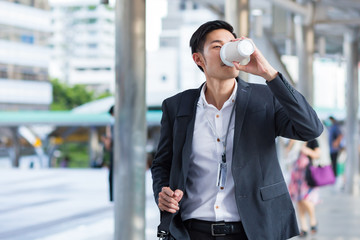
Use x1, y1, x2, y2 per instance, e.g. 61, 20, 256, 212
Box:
198, 80, 238, 109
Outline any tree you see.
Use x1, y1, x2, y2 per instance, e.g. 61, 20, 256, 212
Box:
49, 78, 112, 168
50, 78, 111, 110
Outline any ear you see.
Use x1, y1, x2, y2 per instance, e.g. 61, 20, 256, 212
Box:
192, 52, 204, 68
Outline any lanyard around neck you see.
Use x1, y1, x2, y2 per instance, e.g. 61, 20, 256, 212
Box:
205, 101, 236, 163
223, 102, 236, 163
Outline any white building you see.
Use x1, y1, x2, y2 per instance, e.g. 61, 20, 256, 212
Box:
0, 0, 52, 110
146, 0, 219, 106
49, 0, 115, 93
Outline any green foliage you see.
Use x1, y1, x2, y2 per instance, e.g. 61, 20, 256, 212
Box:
57, 143, 89, 168
50, 78, 113, 168
105, 5, 114, 11
96, 91, 112, 100
50, 78, 112, 110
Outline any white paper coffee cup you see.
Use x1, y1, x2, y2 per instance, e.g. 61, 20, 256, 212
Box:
220, 39, 255, 67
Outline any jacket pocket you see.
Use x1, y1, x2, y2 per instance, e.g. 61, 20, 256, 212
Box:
260, 181, 288, 201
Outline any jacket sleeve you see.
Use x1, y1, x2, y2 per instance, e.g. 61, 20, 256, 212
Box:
151, 99, 173, 205
266, 72, 323, 140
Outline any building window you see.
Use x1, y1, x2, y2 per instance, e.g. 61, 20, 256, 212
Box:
0, 70, 7, 79
88, 18, 98, 24
180, 0, 186, 10
88, 43, 98, 48
21, 35, 34, 44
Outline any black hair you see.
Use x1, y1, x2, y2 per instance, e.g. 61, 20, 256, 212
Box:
189, 20, 237, 72
329, 115, 337, 123
108, 105, 114, 115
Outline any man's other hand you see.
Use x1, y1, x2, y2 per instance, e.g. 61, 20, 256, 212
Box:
158, 187, 183, 213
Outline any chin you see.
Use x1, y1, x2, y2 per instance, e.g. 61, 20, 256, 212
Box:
228, 69, 240, 78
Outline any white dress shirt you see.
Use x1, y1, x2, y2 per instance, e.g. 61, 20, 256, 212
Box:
181, 81, 241, 222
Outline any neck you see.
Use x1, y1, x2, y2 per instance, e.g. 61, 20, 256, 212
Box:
205, 78, 235, 110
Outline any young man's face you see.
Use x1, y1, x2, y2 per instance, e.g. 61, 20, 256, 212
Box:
193, 29, 240, 81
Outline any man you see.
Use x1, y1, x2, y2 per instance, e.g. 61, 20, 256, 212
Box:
151, 20, 323, 240
328, 116, 343, 177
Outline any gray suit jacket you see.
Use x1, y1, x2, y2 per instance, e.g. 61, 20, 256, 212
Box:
151, 73, 323, 240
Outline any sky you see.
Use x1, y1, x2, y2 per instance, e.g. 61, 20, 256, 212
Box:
49, 0, 168, 51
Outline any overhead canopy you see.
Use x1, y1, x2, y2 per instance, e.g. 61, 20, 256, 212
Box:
0, 110, 162, 127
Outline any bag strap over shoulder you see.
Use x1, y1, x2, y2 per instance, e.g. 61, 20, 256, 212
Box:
156, 88, 200, 240
157, 211, 172, 239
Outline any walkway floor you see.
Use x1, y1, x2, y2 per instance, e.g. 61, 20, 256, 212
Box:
292, 183, 360, 240
0, 168, 359, 240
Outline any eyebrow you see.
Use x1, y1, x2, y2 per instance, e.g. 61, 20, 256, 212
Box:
209, 40, 224, 44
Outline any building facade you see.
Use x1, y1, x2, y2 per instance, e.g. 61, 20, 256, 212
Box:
49, 0, 115, 94
0, 0, 52, 110
146, 0, 218, 107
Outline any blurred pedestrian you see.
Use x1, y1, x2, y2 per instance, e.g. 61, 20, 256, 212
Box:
328, 116, 343, 177
288, 139, 321, 238
101, 105, 114, 202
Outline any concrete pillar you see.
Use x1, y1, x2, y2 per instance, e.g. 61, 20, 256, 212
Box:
225, 0, 249, 37
285, 12, 294, 55
317, 36, 326, 57
114, 0, 147, 239
10, 127, 20, 167
344, 28, 359, 196
295, 18, 314, 105
225, 0, 250, 81
252, 9, 263, 38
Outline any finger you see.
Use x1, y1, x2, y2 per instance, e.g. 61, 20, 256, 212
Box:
161, 186, 174, 197
159, 192, 179, 207
158, 202, 177, 213
158, 199, 179, 212
158, 193, 179, 212
232, 61, 240, 69
232, 61, 246, 72
158, 197, 179, 210
174, 189, 184, 202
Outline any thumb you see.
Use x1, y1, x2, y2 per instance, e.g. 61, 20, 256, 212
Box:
174, 189, 184, 202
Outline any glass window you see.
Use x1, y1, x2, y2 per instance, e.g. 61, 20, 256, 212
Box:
21, 35, 34, 44
88, 43, 98, 48
88, 18, 98, 24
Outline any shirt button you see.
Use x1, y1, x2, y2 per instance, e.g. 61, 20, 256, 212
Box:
216, 114, 219, 118
217, 138, 220, 142
215, 206, 219, 209
232, 99, 235, 102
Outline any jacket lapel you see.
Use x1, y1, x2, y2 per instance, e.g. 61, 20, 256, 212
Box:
233, 80, 252, 156
178, 87, 202, 188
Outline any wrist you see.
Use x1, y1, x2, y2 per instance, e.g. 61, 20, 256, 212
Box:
264, 69, 278, 81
